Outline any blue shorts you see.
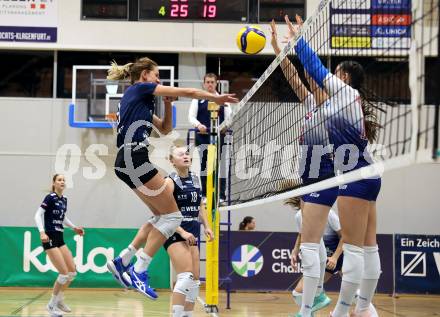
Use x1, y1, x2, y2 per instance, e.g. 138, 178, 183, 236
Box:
324, 236, 343, 274
302, 186, 338, 207
338, 177, 381, 201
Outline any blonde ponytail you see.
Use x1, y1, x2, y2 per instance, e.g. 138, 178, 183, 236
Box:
107, 61, 132, 81
107, 57, 158, 84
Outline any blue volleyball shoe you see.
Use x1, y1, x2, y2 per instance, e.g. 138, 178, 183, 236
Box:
107, 257, 131, 288
124, 266, 158, 300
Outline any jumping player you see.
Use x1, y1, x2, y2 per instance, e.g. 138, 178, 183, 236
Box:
287, 15, 382, 317
106, 57, 236, 299
271, 20, 336, 316
34, 174, 84, 316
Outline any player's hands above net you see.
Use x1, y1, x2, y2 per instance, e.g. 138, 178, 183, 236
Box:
283, 14, 303, 43
214, 93, 239, 105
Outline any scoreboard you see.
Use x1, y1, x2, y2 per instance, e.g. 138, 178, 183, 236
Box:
330, 0, 412, 49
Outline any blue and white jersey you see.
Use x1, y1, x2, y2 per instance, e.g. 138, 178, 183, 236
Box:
169, 172, 203, 237
295, 37, 372, 172
323, 74, 370, 171
299, 93, 334, 182
116, 82, 158, 148
40, 192, 67, 232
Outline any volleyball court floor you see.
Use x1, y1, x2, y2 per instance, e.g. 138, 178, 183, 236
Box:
1, 288, 439, 316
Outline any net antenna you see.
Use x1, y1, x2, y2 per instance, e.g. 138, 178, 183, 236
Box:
219, 0, 439, 210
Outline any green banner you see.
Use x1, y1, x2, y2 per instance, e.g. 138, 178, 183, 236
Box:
0, 227, 170, 288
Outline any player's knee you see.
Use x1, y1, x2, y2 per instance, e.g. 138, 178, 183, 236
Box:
300, 243, 320, 278
173, 272, 194, 297
67, 271, 77, 282
57, 274, 70, 285
153, 212, 183, 239
341, 243, 364, 284
186, 279, 200, 303
363, 245, 381, 279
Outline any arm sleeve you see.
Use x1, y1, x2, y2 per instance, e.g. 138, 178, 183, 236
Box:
188, 99, 201, 127
34, 207, 45, 232
294, 37, 329, 89
63, 217, 76, 229
294, 212, 302, 233
224, 104, 232, 121
328, 209, 341, 232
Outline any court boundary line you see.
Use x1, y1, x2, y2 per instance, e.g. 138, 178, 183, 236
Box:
10, 290, 47, 315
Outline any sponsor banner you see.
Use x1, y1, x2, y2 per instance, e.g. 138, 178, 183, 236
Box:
0, 26, 57, 43
332, 37, 372, 48
331, 25, 371, 37
372, 14, 412, 26
0, 227, 170, 288
371, 25, 411, 37
395, 234, 440, 294
0, 0, 57, 43
372, 37, 411, 48
372, 0, 411, 11
331, 0, 371, 10
331, 14, 371, 25
220, 231, 393, 293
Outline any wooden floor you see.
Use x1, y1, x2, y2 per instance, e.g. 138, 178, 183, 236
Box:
0, 288, 439, 316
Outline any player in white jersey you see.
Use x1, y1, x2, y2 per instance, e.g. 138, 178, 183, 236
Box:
271, 19, 336, 316
287, 15, 381, 317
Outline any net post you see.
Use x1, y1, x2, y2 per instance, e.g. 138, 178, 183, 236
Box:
205, 102, 220, 312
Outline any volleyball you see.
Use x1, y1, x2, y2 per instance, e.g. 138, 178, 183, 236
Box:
236, 25, 266, 55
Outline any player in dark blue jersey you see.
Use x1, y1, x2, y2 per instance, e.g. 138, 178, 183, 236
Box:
288, 15, 381, 317
114, 146, 213, 317
105, 57, 235, 300
34, 174, 84, 316
271, 20, 335, 316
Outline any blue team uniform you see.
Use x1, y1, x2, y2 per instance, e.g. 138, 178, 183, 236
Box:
300, 93, 338, 207
295, 37, 381, 201
164, 171, 202, 250
40, 192, 68, 249
114, 82, 159, 188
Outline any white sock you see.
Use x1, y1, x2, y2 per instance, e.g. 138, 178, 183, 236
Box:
48, 293, 60, 306
355, 245, 381, 313
182, 311, 193, 317
120, 244, 137, 267
172, 305, 184, 317
134, 250, 152, 273
292, 290, 302, 307
299, 243, 320, 317
317, 239, 327, 295
333, 244, 364, 317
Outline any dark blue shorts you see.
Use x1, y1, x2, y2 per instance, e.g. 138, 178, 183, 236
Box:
324, 237, 343, 274
302, 186, 338, 207
338, 177, 381, 201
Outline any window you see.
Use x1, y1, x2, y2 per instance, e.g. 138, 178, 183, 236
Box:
259, 0, 306, 23
0, 51, 53, 97
82, 0, 128, 20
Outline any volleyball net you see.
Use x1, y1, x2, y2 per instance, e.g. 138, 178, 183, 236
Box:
219, 0, 439, 209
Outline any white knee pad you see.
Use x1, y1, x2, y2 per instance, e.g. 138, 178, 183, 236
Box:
57, 274, 69, 285
342, 243, 364, 284
153, 212, 183, 239
173, 272, 194, 297
319, 239, 327, 264
186, 280, 200, 303
363, 245, 381, 279
300, 243, 321, 278
68, 271, 77, 282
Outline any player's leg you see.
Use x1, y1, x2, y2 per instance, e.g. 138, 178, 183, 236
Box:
45, 247, 69, 315
312, 239, 332, 312
57, 245, 76, 313
183, 246, 201, 317
352, 201, 380, 317
297, 202, 330, 317
123, 174, 182, 299
292, 277, 304, 307
167, 241, 195, 317
332, 196, 369, 317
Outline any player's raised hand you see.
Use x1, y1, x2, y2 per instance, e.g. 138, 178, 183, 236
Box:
269, 19, 281, 54
214, 93, 239, 105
